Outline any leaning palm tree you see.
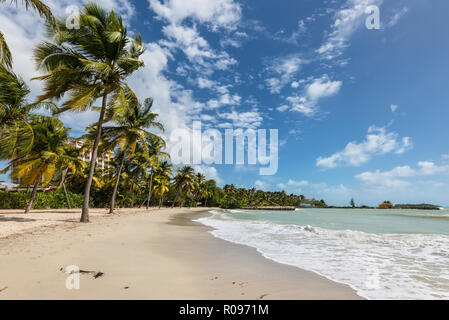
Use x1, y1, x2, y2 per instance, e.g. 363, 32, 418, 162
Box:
0, 0, 56, 68
172, 166, 196, 208
1, 117, 73, 213
102, 96, 164, 214
34, 2, 145, 222
0, 65, 56, 160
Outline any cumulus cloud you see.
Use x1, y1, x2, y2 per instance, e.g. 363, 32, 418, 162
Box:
265, 54, 304, 94
161, 24, 237, 72
217, 110, 263, 129
317, 126, 412, 168
277, 179, 309, 190
254, 180, 269, 190
193, 165, 223, 184
149, 0, 242, 30
355, 161, 449, 189
284, 75, 342, 116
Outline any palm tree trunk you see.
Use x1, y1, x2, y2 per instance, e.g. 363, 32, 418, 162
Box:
81, 93, 108, 223
159, 195, 163, 209
130, 176, 135, 208
60, 168, 71, 209
25, 179, 39, 214
63, 182, 71, 209
172, 189, 180, 208
146, 170, 154, 210
109, 155, 125, 214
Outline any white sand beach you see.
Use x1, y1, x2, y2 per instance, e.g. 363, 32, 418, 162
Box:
0, 208, 361, 300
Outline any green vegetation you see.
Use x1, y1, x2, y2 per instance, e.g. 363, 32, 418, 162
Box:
0, 189, 84, 210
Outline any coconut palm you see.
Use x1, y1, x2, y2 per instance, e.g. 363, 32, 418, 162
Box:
56, 142, 86, 209
0, 65, 56, 160
153, 176, 169, 209
1, 117, 74, 213
0, 0, 55, 68
34, 2, 145, 222
127, 150, 149, 207
172, 166, 196, 208
145, 133, 169, 209
102, 97, 164, 214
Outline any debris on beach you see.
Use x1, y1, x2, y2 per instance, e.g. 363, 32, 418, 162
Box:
61, 267, 104, 279
258, 294, 268, 300
0, 286, 8, 292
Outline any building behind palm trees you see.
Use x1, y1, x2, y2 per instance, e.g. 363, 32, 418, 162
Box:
69, 140, 113, 172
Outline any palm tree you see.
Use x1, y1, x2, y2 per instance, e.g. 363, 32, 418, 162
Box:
172, 166, 196, 208
0, 65, 56, 160
127, 150, 149, 207
0, 0, 56, 68
57, 142, 86, 209
1, 117, 74, 213
146, 133, 169, 209
102, 97, 164, 214
153, 176, 169, 209
34, 2, 145, 222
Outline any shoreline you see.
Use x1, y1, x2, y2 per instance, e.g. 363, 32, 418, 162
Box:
0, 208, 361, 300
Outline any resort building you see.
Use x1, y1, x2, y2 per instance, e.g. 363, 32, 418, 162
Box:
69, 140, 114, 172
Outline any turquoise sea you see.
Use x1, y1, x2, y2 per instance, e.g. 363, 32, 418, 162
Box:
197, 208, 449, 300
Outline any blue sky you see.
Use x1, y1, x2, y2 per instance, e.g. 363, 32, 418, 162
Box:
1, 0, 449, 206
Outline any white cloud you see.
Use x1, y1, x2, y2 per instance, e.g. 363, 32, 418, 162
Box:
161, 24, 237, 72
277, 179, 309, 190
306, 76, 342, 100
272, 19, 307, 45
317, 0, 383, 59
355, 161, 449, 189
265, 55, 304, 94
387, 7, 409, 28
217, 110, 263, 129
193, 165, 223, 184
149, 0, 242, 30
317, 125, 412, 168
255, 180, 269, 190
390, 104, 399, 112
197, 77, 217, 89
276, 105, 289, 112
284, 75, 342, 116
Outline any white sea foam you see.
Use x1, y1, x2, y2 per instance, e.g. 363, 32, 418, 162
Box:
196, 211, 449, 300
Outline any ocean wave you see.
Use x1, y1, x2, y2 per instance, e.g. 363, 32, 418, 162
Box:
198, 211, 449, 300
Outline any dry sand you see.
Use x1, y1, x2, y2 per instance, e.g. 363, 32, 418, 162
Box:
0, 208, 362, 300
